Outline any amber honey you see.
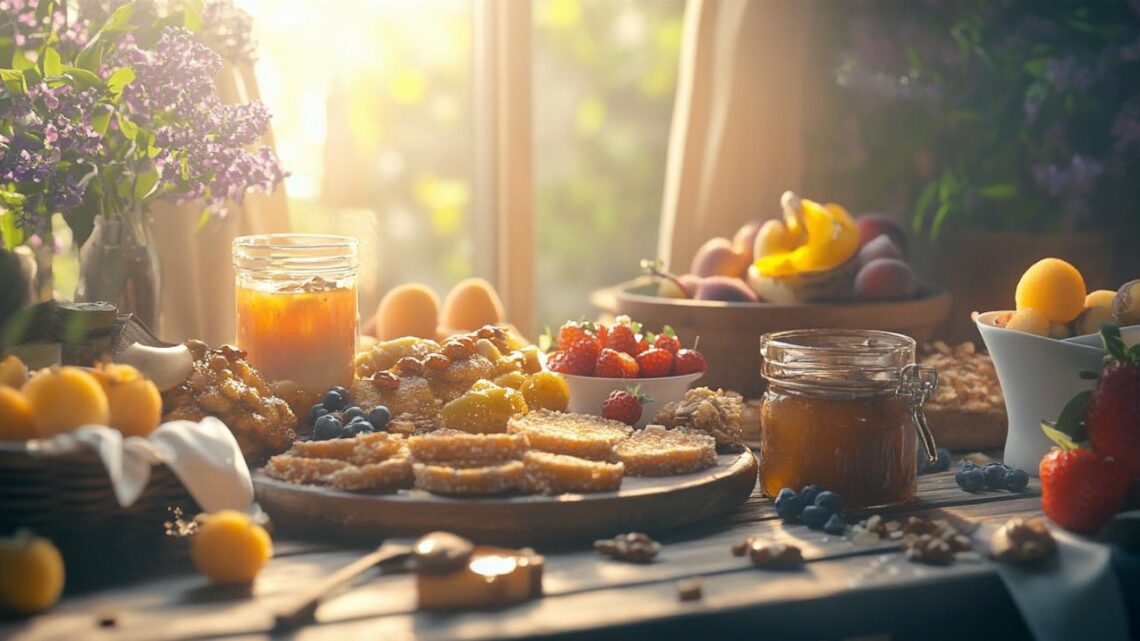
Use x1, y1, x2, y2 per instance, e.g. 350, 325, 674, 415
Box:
233, 235, 358, 395
759, 329, 937, 509
760, 389, 915, 508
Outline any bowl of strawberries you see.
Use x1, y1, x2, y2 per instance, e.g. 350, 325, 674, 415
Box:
545, 317, 707, 427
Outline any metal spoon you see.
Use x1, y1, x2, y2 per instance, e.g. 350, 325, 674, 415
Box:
273, 531, 474, 631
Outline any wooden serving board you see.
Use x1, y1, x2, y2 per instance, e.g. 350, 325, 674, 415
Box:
254, 450, 758, 547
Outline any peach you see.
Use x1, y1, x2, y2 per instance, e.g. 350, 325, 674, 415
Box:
1085, 289, 1116, 309
1005, 308, 1050, 336
856, 214, 908, 256
857, 234, 904, 265
690, 237, 750, 278
1113, 279, 1140, 326
23, 367, 110, 435
0, 531, 65, 614
191, 510, 273, 584
1015, 258, 1086, 323
657, 273, 701, 299
0, 355, 27, 388
374, 283, 441, 340
440, 277, 505, 333
732, 221, 764, 263
95, 363, 162, 438
0, 386, 37, 440
695, 275, 759, 302
853, 258, 917, 301
1074, 304, 1114, 336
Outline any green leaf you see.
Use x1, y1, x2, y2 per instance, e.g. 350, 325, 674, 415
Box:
100, 2, 137, 33
183, 2, 203, 31
116, 114, 139, 140
930, 201, 952, 240
1024, 58, 1048, 77
107, 67, 135, 95
133, 168, 160, 200
195, 209, 211, 232
76, 33, 104, 73
63, 194, 99, 249
1041, 421, 1079, 451
42, 47, 62, 77
1053, 389, 1092, 441
912, 179, 939, 235
91, 110, 111, 135
0, 208, 25, 250
979, 183, 1017, 200
11, 50, 34, 71
1128, 344, 1140, 363
0, 69, 24, 93
35, 0, 55, 22
663, 325, 676, 337
1079, 369, 1100, 380
1100, 323, 1127, 361
61, 66, 104, 90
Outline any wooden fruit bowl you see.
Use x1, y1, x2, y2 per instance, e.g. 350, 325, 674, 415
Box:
591, 276, 952, 399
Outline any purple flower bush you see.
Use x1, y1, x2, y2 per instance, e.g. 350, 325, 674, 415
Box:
818, 1, 1140, 237
0, 1, 284, 248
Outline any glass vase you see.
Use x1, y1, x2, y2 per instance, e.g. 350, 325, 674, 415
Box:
75, 209, 161, 333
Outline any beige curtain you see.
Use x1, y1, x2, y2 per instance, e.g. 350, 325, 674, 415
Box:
658, 0, 817, 272
150, 63, 290, 346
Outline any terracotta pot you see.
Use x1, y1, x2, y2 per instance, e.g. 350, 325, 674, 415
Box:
931, 230, 1115, 345
591, 277, 951, 399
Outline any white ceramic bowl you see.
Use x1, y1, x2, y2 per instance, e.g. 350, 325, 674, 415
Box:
561, 371, 704, 428
976, 311, 1140, 474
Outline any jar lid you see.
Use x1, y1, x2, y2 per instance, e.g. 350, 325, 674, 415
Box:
233, 234, 358, 280
760, 329, 916, 393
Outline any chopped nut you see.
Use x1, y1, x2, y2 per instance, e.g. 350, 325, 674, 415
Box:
852, 528, 881, 545
748, 541, 803, 569
731, 537, 755, 557
864, 514, 884, 534
991, 517, 1057, 564
884, 520, 902, 533
677, 579, 703, 601
595, 532, 661, 564
652, 387, 743, 446
96, 612, 118, 628
902, 533, 955, 565
898, 516, 972, 565
919, 341, 1003, 412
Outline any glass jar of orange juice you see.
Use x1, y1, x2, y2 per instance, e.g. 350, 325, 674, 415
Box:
232, 234, 358, 395
759, 329, 938, 508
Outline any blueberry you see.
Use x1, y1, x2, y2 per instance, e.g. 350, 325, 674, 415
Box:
307, 404, 329, 426
799, 484, 822, 505
823, 513, 847, 535
331, 385, 348, 395
918, 447, 952, 474
338, 425, 355, 439
959, 460, 977, 471
814, 491, 843, 514
313, 414, 342, 440
367, 405, 392, 429
982, 462, 1009, 490
1004, 468, 1029, 492
348, 419, 374, 435
775, 489, 805, 521
955, 466, 985, 492
321, 388, 347, 411
344, 406, 365, 420
800, 505, 831, 530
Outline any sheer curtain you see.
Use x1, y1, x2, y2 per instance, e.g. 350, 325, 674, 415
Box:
658, 0, 817, 272
149, 63, 290, 346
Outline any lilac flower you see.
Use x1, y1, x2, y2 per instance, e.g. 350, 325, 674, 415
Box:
1032, 156, 1104, 230
0, 0, 89, 54
1111, 96, 1140, 154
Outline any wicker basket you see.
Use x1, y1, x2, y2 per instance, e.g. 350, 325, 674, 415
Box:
0, 438, 199, 589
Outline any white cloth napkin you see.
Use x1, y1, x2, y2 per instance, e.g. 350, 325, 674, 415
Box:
993, 525, 1130, 641
60, 418, 254, 512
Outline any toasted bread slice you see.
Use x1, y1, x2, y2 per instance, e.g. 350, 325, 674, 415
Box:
614, 426, 717, 476
413, 460, 528, 495
324, 447, 414, 492
408, 429, 527, 463
507, 409, 631, 460
289, 431, 405, 464
523, 450, 623, 494
264, 456, 350, 484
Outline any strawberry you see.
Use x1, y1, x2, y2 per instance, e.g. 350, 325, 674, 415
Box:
653, 328, 681, 354
557, 322, 587, 350
564, 336, 600, 375
635, 335, 649, 354
1039, 446, 1132, 533
674, 348, 707, 375
545, 350, 570, 374
636, 348, 674, 378
602, 324, 638, 356
601, 387, 650, 426
596, 348, 639, 378
1084, 326, 1140, 477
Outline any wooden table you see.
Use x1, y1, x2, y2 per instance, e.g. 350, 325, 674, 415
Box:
0, 470, 1063, 641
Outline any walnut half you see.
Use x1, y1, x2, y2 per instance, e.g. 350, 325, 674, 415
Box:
991, 517, 1056, 564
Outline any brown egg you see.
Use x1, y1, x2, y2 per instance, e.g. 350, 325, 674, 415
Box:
440, 277, 505, 333
375, 284, 441, 340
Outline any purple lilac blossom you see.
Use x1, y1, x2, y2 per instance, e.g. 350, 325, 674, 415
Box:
0, 0, 89, 54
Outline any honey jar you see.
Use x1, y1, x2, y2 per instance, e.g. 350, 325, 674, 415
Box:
232, 234, 358, 395
759, 329, 938, 508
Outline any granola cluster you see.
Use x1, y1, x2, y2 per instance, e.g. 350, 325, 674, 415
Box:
918, 341, 1004, 412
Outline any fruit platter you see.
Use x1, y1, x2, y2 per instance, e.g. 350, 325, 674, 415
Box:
593, 192, 952, 397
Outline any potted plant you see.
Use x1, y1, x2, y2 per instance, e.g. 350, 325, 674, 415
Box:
811, 1, 1140, 342
0, 0, 284, 330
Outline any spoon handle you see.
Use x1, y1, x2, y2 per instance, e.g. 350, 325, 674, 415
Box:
274, 542, 412, 632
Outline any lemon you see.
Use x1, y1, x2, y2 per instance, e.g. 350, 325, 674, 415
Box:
191, 510, 273, 584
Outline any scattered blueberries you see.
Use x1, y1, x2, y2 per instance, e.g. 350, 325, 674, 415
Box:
367, 405, 392, 429
823, 514, 847, 536
1003, 468, 1029, 492
344, 406, 365, 420
814, 491, 843, 514
955, 463, 985, 492
982, 462, 1009, 490
775, 488, 805, 520
313, 414, 342, 441
800, 505, 831, 530
321, 388, 347, 411
799, 484, 822, 506
308, 404, 329, 425
917, 447, 952, 474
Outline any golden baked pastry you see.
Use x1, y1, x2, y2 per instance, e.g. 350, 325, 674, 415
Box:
264, 456, 350, 484
264, 444, 413, 493
507, 409, 632, 460
412, 460, 527, 495
417, 545, 544, 611
407, 429, 527, 463
919, 341, 1007, 450
354, 336, 441, 379
652, 387, 743, 447
162, 340, 296, 466
613, 426, 717, 476
523, 451, 624, 494
322, 449, 414, 492
348, 375, 441, 426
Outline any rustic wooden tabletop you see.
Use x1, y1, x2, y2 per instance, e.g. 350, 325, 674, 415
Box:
0, 470, 1065, 641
